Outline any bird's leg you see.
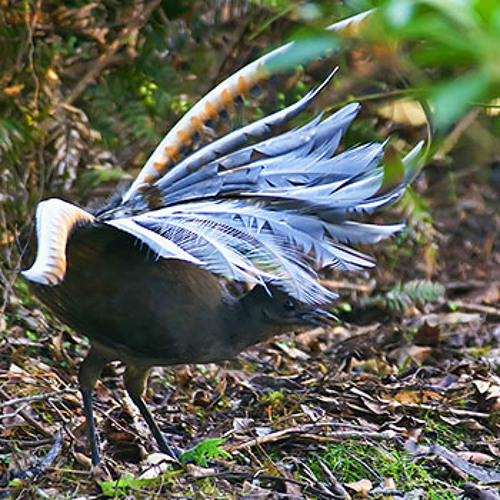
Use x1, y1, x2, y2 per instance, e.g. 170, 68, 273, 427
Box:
124, 365, 180, 461
78, 347, 111, 466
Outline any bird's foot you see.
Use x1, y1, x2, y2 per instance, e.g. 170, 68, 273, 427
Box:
155, 440, 184, 463
91, 461, 113, 483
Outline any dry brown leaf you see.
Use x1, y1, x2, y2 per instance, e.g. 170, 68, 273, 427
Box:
73, 451, 92, 467
232, 417, 254, 431
300, 404, 325, 422
474, 380, 491, 394
406, 345, 433, 364
457, 451, 495, 464
486, 444, 500, 457
295, 327, 324, 347
462, 483, 500, 500
407, 440, 500, 484
274, 341, 309, 360
417, 312, 482, 327
345, 478, 373, 495
384, 389, 442, 404
440, 415, 484, 430
376, 99, 427, 126
414, 321, 441, 346
9, 326, 25, 339
468, 283, 500, 304
486, 384, 500, 399
8, 363, 39, 386
362, 398, 389, 415
173, 365, 193, 387
242, 480, 272, 496
2, 84, 24, 96
138, 453, 177, 479
186, 464, 217, 478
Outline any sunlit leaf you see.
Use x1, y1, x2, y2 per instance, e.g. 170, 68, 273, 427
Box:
266, 32, 340, 73
430, 70, 489, 129
386, 0, 415, 28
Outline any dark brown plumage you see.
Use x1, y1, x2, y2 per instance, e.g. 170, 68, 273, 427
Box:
26, 222, 328, 464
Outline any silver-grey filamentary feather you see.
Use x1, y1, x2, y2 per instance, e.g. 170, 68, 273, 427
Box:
104, 74, 422, 305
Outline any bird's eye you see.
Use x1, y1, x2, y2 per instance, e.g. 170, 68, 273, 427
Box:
283, 299, 296, 312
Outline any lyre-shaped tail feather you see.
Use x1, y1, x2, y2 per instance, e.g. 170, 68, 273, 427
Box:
151, 91, 361, 209
22, 199, 95, 285
121, 9, 376, 205
124, 70, 338, 212
121, 44, 293, 204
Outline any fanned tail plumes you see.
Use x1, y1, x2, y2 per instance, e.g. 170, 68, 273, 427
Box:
104, 72, 423, 304
120, 9, 375, 206
24, 9, 424, 304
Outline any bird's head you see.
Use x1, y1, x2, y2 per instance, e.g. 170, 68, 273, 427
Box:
241, 284, 337, 330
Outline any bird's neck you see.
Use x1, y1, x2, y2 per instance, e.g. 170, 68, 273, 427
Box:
221, 287, 282, 354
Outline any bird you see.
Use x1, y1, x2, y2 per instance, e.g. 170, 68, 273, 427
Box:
21, 28, 423, 466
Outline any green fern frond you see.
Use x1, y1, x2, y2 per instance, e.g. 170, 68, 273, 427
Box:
180, 438, 232, 466
362, 280, 445, 313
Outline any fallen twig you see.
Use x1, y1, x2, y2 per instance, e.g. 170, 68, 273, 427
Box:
316, 457, 351, 499
0, 387, 54, 438
406, 439, 500, 484
450, 299, 500, 320
321, 279, 374, 293
398, 402, 491, 419
226, 424, 397, 452
0, 387, 76, 409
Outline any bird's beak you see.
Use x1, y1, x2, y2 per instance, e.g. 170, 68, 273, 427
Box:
299, 308, 338, 326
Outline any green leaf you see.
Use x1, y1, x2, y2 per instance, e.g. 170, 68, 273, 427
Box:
266, 32, 340, 74
430, 70, 489, 129
99, 472, 178, 497
180, 438, 232, 466
386, 0, 415, 28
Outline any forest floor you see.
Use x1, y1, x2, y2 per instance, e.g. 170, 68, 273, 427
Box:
1, 160, 500, 498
